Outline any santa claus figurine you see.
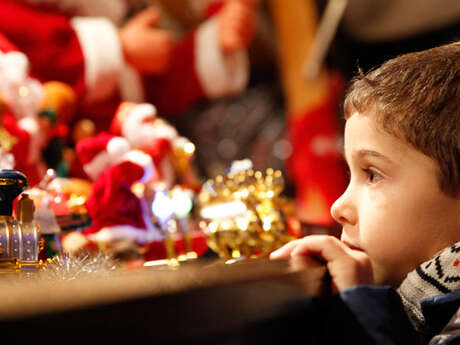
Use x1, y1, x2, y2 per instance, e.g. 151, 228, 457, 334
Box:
62, 132, 163, 256
68, 121, 207, 260
0, 0, 257, 134
0, 32, 75, 185
110, 101, 199, 189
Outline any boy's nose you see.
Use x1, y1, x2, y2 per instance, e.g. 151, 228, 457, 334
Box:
330, 191, 357, 226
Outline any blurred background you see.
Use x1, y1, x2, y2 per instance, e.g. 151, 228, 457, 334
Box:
0, 0, 459, 231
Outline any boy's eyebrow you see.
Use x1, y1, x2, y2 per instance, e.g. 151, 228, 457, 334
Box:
355, 149, 393, 164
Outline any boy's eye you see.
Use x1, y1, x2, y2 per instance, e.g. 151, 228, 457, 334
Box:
363, 168, 382, 184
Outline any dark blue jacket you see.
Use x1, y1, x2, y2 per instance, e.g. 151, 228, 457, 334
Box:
247, 286, 460, 345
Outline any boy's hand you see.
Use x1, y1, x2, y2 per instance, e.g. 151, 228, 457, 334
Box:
270, 235, 373, 294
218, 0, 257, 54
119, 7, 175, 75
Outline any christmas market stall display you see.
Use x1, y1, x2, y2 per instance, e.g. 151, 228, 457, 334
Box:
0, 29, 301, 270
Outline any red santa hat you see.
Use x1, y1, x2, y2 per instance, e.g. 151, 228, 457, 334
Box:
110, 102, 178, 149
84, 161, 160, 240
0, 33, 17, 53
76, 132, 155, 182
62, 162, 163, 254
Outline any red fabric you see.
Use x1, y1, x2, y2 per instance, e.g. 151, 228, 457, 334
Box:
75, 132, 114, 166
287, 72, 347, 225
0, 32, 18, 52
109, 102, 136, 137
144, 232, 208, 261
0, 0, 86, 99
142, 31, 206, 117
146, 138, 172, 167
0, 0, 209, 132
1, 112, 42, 186
84, 161, 146, 234
204, 1, 225, 18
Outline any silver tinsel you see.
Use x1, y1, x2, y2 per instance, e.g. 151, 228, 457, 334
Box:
24, 252, 119, 281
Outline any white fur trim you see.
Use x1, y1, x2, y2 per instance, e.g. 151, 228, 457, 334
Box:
120, 150, 155, 184
172, 136, 191, 149
0, 51, 43, 119
70, 17, 124, 103
0, 148, 14, 170
88, 225, 162, 244
106, 137, 131, 157
121, 103, 158, 148
0, 51, 28, 83
195, 18, 249, 98
83, 137, 132, 180
151, 121, 178, 140
130, 103, 157, 120
17, 118, 44, 164
83, 150, 111, 181
119, 65, 145, 102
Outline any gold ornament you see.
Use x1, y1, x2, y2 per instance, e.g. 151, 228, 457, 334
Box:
0, 126, 18, 152
198, 168, 295, 260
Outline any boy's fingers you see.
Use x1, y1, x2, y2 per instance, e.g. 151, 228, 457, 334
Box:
269, 239, 303, 259
271, 235, 350, 261
277, 235, 373, 291
290, 235, 349, 261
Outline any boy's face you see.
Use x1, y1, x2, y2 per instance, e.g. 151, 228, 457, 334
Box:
331, 112, 460, 287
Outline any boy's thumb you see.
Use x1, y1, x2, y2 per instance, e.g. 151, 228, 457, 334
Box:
134, 7, 162, 27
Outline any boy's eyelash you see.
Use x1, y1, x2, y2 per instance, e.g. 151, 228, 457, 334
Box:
362, 168, 382, 183
344, 165, 382, 184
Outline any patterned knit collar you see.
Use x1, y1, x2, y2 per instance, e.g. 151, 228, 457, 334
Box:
398, 242, 460, 332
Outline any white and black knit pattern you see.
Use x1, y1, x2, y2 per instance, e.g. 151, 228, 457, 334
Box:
398, 243, 460, 332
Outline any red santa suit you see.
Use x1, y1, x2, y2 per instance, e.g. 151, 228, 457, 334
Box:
0, 0, 249, 133
0, 32, 48, 185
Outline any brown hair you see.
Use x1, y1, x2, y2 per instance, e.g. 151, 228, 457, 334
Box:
344, 42, 460, 196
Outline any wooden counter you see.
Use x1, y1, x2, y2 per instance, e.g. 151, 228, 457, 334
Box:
0, 256, 327, 344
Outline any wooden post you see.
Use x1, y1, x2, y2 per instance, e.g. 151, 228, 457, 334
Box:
268, 0, 335, 224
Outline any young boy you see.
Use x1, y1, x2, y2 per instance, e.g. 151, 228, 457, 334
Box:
267, 42, 460, 345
